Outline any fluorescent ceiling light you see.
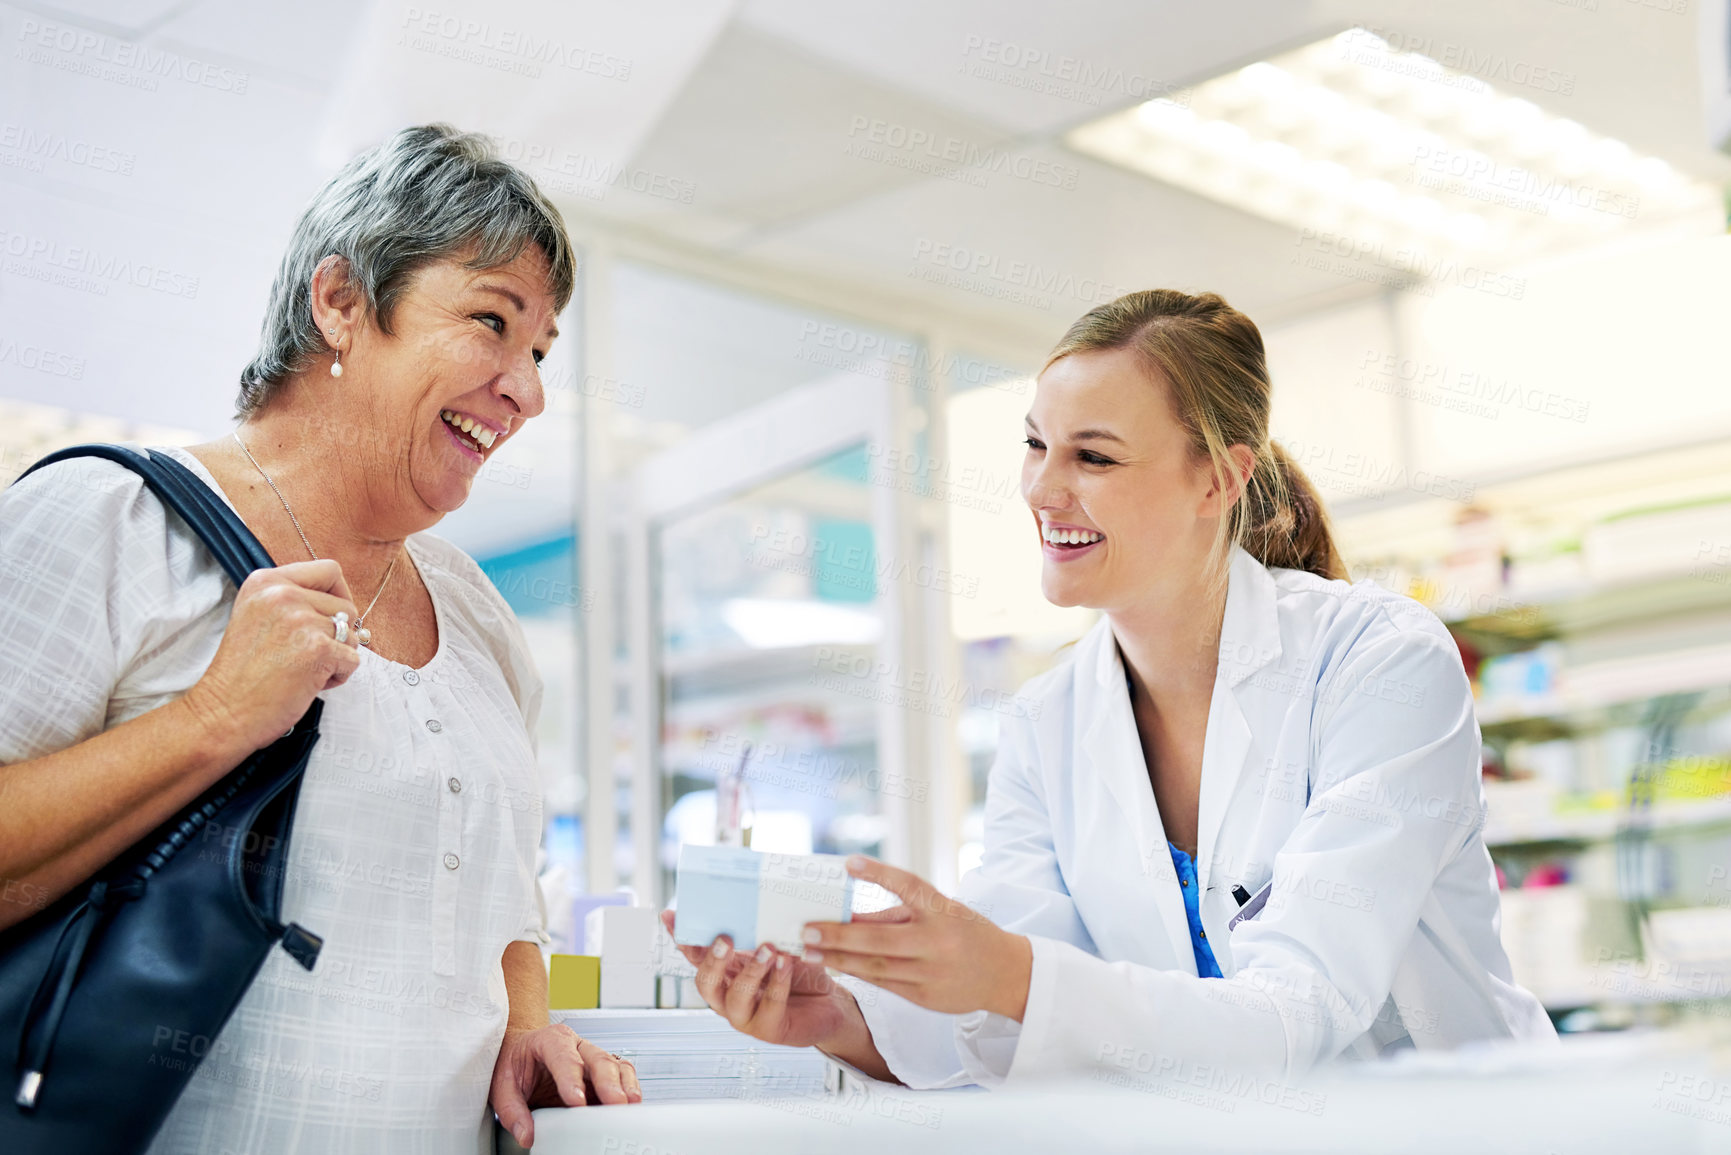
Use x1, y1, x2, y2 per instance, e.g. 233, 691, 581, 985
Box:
721, 597, 881, 649
1067, 29, 1717, 269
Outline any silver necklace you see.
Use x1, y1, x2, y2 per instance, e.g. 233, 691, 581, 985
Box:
233, 430, 398, 647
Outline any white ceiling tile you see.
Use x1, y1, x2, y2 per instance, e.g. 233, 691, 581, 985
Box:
739, 141, 1376, 344
620, 21, 1035, 235
316, 0, 733, 174
738, 0, 1328, 133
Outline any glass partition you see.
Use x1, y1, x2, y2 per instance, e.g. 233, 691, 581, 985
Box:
653, 445, 891, 899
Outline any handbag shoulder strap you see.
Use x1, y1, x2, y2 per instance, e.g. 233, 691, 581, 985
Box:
7, 446, 320, 1115
16, 444, 275, 584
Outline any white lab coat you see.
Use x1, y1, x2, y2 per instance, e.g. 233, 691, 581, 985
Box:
842, 545, 1556, 1089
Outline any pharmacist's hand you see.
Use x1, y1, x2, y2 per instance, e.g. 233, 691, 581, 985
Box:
799, 856, 1033, 1020
660, 908, 856, 1049
490, 1024, 641, 1148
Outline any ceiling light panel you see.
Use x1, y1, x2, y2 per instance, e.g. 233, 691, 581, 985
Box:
1067, 30, 1717, 269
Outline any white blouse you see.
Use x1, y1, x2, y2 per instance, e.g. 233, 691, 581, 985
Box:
0, 445, 547, 1155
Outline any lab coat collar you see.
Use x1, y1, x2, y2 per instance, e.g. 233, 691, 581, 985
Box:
1219, 545, 1284, 686
1197, 547, 1283, 894
1079, 545, 1284, 940
1077, 637, 1197, 973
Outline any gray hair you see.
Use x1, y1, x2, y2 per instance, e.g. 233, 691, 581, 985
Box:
237, 123, 576, 417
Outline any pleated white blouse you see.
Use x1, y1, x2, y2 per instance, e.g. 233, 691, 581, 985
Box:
0, 445, 547, 1155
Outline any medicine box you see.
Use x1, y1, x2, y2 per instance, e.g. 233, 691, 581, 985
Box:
585, 905, 658, 1009
671, 844, 854, 956
548, 955, 600, 1010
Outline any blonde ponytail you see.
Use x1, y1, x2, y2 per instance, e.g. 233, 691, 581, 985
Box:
1241, 441, 1346, 580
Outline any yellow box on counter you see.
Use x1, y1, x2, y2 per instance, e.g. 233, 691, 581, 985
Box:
548, 954, 600, 1010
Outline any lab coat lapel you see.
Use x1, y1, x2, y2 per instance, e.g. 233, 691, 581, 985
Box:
1194, 547, 1282, 896
1076, 620, 1197, 973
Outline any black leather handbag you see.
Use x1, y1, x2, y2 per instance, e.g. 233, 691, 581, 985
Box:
0, 444, 326, 1155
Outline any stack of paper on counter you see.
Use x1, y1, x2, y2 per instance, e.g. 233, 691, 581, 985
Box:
552, 1008, 840, 1103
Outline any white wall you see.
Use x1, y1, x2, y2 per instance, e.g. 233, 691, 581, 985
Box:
1405, 231, 1731, 479
1260, 226, 1731, 508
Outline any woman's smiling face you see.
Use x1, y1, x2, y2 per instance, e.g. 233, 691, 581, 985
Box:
1021, 345, 1227, 613
346, 245, 558, 517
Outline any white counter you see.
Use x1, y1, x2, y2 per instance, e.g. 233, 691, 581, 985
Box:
498, 1031, 1731, 1154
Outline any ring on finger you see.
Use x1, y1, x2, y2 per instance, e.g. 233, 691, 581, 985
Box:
331, 611, 349, 644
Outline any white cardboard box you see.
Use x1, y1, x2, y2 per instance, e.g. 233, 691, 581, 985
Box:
600, 960, 655, 1009
585, 904, 656, 964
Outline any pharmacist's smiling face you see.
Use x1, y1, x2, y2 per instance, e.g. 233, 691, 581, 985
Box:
1020, 347, 1224, 613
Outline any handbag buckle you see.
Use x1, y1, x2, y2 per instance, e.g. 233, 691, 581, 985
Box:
280, 923, 323, 971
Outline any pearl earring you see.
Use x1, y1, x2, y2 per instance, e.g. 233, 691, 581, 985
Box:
328, 327, 343, 378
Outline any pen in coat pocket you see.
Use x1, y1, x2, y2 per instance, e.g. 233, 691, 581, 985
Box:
1227, 880, 1273, 931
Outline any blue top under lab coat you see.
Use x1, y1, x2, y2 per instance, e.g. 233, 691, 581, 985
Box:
1167, 842, 1222, 979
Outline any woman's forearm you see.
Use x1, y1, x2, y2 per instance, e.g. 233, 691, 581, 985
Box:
502, 940, 551, 1034
817, 986, 902, 1085
0, 693, 252, 931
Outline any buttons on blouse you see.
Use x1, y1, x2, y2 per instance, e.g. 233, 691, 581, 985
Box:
443, 852, 460, 871
403, 670, 420, 686
447, 777, 462, 794
426, 719, 442, 733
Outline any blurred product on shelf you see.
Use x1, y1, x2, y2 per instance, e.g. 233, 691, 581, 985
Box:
569, 891, 634, 954
1478, 643, 1562, 714
548, 955, 601, 1011
715, 741, 754, 847
1498, 884, 1592, 1008
1523, 862, 1571, 888
1642, 907, 1731, 972
1481, 777, 1563, 844
586, 905, 658, 1009
1582, 499, 1731, 588
1432, 506, 1507, 614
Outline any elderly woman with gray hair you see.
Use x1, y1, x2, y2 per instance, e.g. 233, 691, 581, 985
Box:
0, 124, 634, 1152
